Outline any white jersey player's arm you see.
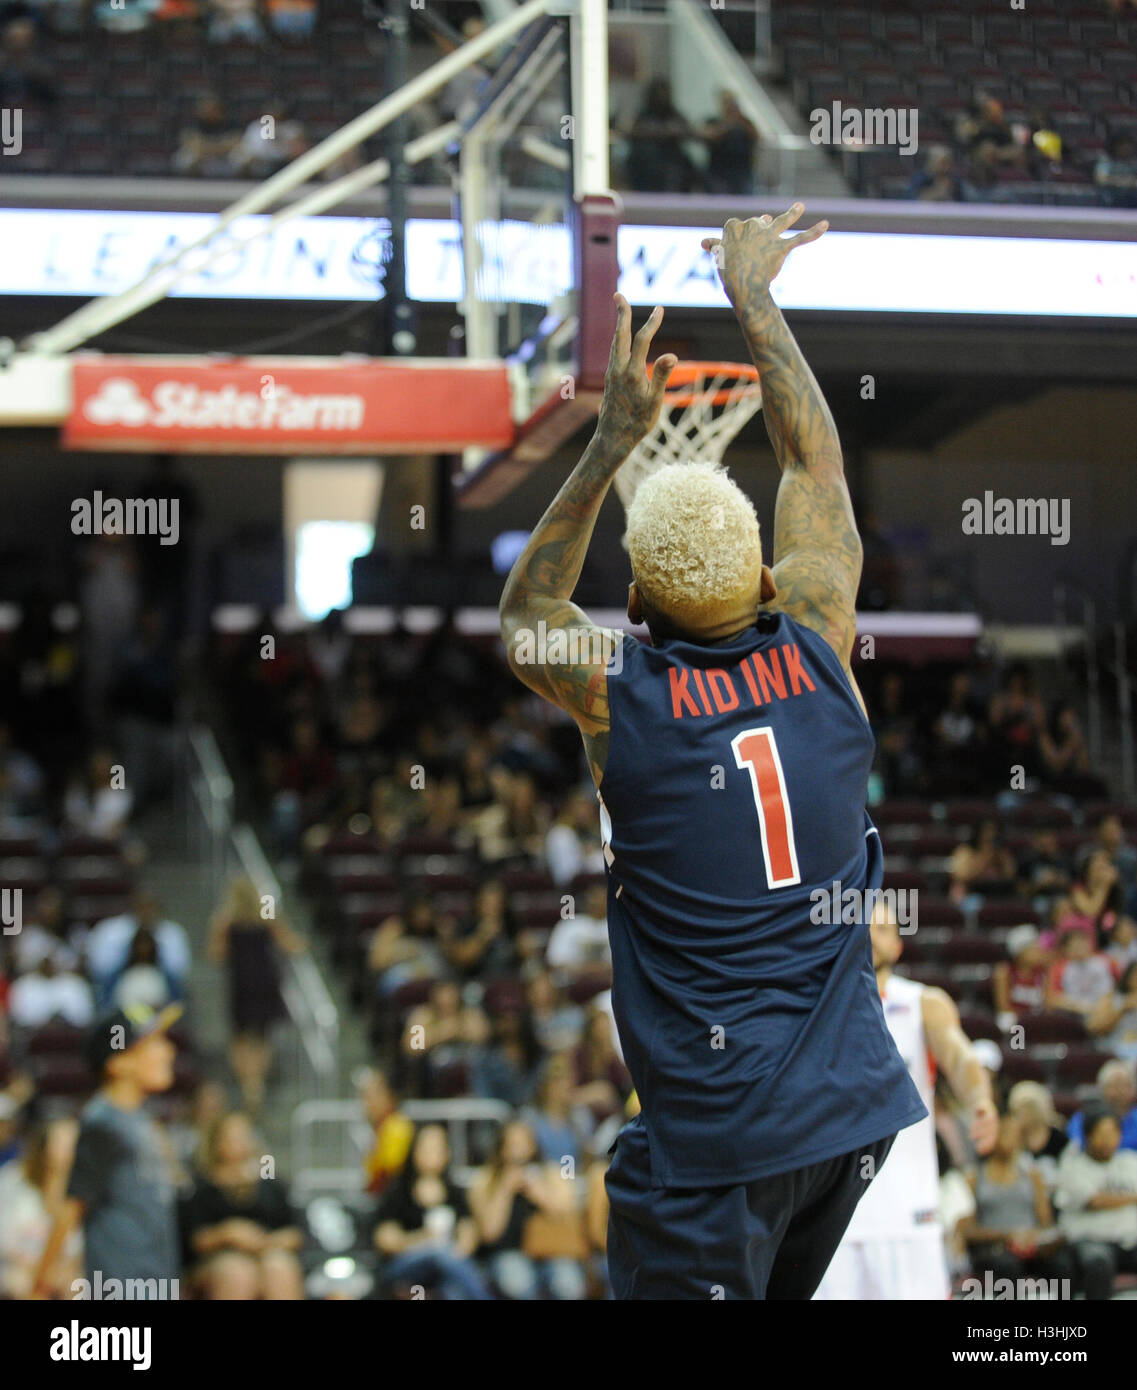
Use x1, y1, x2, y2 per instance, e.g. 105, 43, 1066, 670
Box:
920, 986, 998, 1156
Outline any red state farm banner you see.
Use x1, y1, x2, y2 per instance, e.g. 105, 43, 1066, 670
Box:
63, 357, 515, 454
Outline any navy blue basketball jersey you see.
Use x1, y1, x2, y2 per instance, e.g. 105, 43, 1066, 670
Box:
599, 610, 926, 1188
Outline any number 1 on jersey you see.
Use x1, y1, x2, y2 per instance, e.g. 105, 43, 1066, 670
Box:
731, 727, 801, 890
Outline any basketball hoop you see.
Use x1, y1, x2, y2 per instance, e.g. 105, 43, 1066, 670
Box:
611, 361, 763, 517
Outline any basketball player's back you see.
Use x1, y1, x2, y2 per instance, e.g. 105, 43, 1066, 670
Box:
600, 609, 924, 1189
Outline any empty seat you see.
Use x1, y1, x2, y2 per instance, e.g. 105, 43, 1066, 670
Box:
1015, 1010, 1086, 1045
1053, 1046, 1113, 1087
958, 1008, 1002, 1042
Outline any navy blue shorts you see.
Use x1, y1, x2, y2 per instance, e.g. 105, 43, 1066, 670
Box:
605, 1118, 896, 1300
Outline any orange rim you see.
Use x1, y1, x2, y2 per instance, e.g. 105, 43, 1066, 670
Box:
647, 360, 762, 409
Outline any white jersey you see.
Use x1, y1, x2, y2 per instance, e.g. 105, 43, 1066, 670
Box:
815, 971, 949, 1300
843, 971, 941, 1239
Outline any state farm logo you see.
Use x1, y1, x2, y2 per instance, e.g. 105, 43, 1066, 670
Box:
81, 376, 366, 432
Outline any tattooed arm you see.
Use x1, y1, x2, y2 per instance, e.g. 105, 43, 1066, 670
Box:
499, 296, 677, 786
703, 206, 865, 708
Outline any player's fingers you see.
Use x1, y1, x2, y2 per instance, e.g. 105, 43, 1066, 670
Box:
608, 292, 632, 369
772, 201, 805, 232
787, 219, 829, 250
648, 353, 678, 408
631, 305, 663, 371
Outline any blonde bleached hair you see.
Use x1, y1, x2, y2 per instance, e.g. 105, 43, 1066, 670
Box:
625, 462, 763, 635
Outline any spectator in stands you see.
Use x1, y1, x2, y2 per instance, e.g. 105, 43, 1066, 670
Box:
357, 1065, 414, 1197
1045, 926, 1116, 1020
1095, 131, 1137, 209
546, 883, 610, 985
958, 96, 1024, 169
993, 924, 1049, 1029
906, 145, 964, 203
472, 1006, 542, 1108
0, 720, 44, 823
524, 968, 585, 1055
0, 1118, 79, 1298
267, 0, 317, 39
266, 714, 338, 854
1107, 915, 1137, 974
367, 893, 450, 1002
571, 1005, 632, 1124
373, 1123, 490, 1300
441, 877, 517, 980
231, 103, 309, 180
871, 670, 921, 796
699, 90, 758, 196
469, 1117, 586, 1300
625, 78, 700, 193
456, 737, 496, 817
961, 1113, 1075, 1291
1097, 814, 1137, 918
180, 1111, 305, 1299
930, 671, 986, 793
987, 665, 1046, 781
1017, 828, 1072, 910
523, 1053, 587, 1168
1049, 848, 1128, 950
111, 927, 178, 1012
949, 819, 1017, 904
1093, 961, 1137, 1063
472, 770, 549, 865
11, 888, 80, 978
64, 747, 134, 844
1054, 1102, 1137, 1298
173, 94, 241, 177
7, 949, 94, 1030
206, 0, 265, 43
208, 875, 305, 1115
87, 890, 191, 1012
1040, 701, 1107, 798
400, 979, 465, 1092
1006, 1081, 1069, 1186
545, 787, 604, 888
0, 15, 56, 109
1067, 1059, 1137, 1152
33, 1003, 181, 1300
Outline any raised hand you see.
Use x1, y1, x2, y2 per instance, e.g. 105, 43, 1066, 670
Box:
701, 203, 829, 316
597, 294, 678, 449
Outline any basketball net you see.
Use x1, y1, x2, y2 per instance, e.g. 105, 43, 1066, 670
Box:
611, 362, 764, 534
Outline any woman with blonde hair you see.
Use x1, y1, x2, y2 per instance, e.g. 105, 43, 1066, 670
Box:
1006, 1081, 1068, 1183
208, 877, 305, 1114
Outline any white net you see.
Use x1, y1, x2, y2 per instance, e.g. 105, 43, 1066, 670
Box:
611, 364, 764, 517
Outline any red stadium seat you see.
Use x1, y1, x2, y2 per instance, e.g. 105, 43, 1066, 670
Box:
1014, 1010, 1087, 1045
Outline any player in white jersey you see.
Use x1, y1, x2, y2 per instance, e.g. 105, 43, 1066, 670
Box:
814, 903, 999, 1300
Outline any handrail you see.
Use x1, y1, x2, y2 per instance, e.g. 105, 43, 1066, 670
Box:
184, 723, 340, 1099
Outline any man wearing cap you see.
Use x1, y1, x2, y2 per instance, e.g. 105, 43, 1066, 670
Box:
32, 1002, 182, 1300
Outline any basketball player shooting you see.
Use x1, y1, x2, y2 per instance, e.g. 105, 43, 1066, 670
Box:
499, 205, 927, 1299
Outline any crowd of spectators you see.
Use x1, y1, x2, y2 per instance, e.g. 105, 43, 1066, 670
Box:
938, 1062, 1137, 1298
904, 94, 1137, 208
